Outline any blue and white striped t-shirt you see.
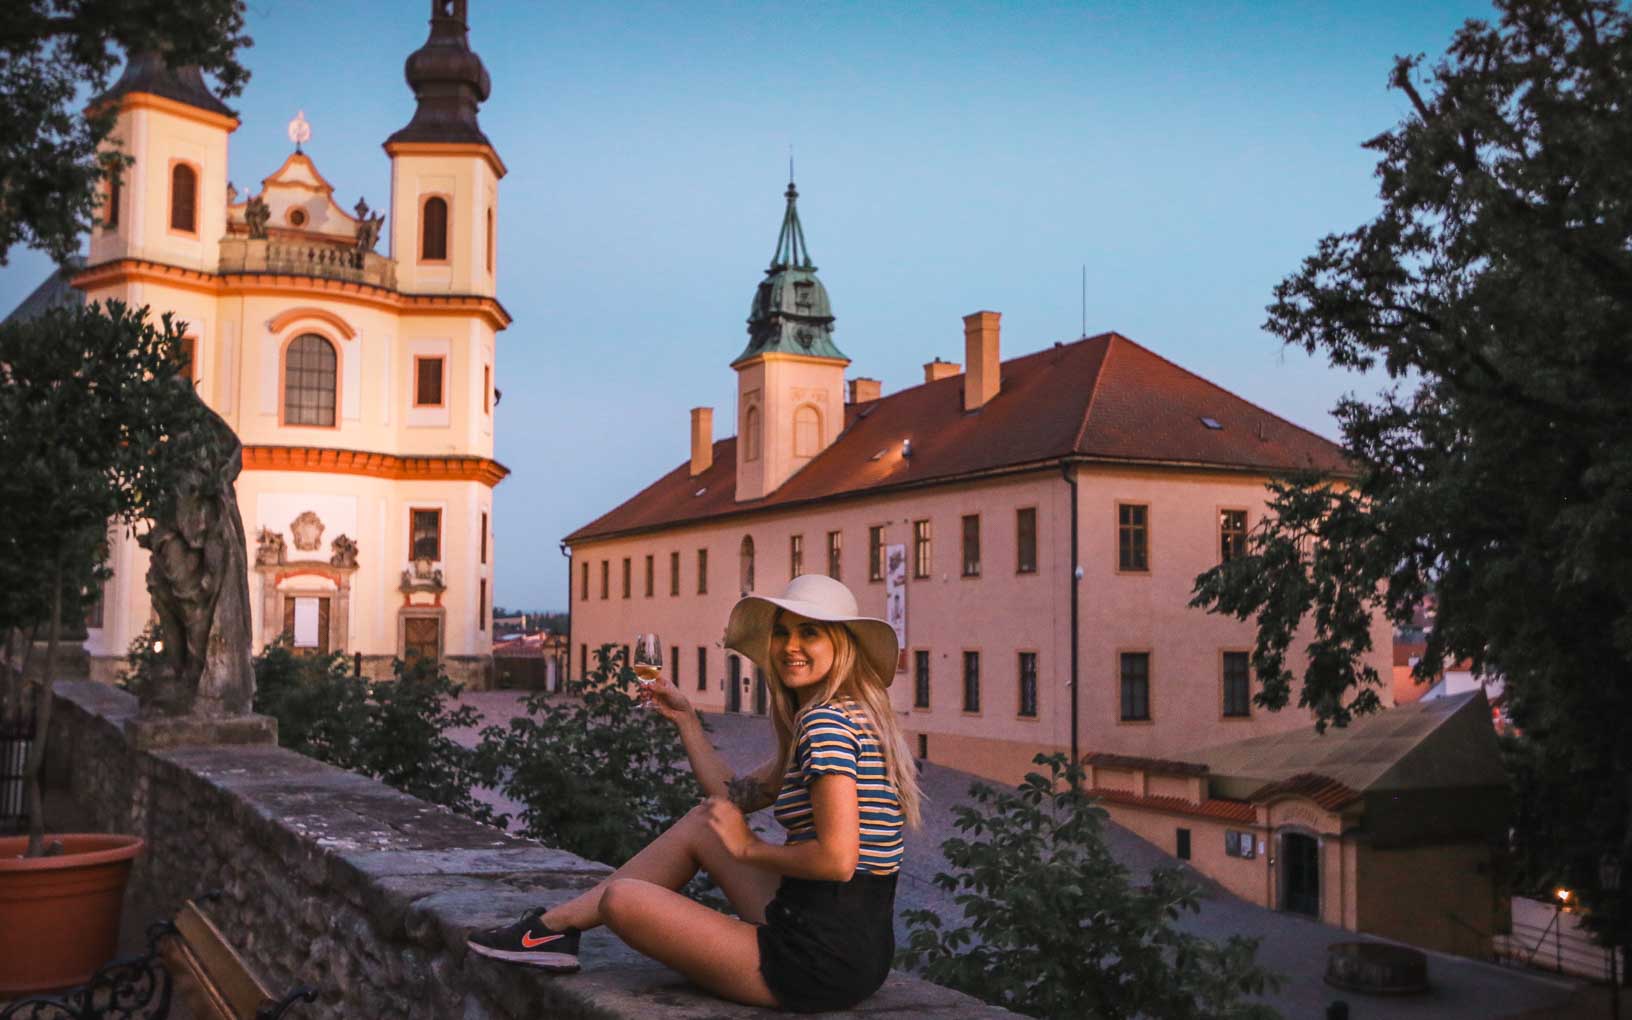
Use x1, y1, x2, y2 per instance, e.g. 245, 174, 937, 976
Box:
772, 699, 904, 876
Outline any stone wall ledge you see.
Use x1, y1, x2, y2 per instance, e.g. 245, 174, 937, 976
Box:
48, 681, 1014, 1018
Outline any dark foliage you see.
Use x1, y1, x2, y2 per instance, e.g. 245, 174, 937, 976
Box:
1190, 0, 1632, 957
477, 644, 702, 866
0, 1, 251, 263
900, 755, 1280, 1020
252, 644, 503, 827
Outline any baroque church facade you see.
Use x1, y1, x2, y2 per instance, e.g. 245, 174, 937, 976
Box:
61, 2, 507, 684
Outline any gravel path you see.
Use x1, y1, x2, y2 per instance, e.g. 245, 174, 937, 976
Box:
451, 691, 1578, 1019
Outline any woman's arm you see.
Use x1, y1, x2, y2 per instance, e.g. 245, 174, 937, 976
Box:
646, 675, 782, 807
706, 773, 860, 882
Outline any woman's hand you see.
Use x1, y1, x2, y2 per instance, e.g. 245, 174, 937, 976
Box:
637, 673, 694, 726
702, 795, 756, 860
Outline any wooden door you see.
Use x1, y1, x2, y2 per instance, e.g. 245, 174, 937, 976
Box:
404, 617, 440, 661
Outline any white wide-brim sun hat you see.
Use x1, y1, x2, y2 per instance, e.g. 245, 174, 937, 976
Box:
724, 574, 899, 686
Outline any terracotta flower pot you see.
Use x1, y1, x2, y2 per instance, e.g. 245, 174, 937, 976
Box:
0, 833, 143, 996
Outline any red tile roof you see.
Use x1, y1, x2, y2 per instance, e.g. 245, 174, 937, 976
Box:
1247, 772, 1361, 812
566, 332, 1350, 543
1091, 787, 1259, 825
1083, 750, 1210, 776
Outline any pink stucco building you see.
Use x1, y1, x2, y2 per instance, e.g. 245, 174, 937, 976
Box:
565, 181, 1394, 785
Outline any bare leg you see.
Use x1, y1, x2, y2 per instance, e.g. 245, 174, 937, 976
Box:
599, 878, 780, 1008
543, 804, 780, 931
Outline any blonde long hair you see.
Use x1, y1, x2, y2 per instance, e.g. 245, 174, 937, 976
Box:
765, 613, 923, 828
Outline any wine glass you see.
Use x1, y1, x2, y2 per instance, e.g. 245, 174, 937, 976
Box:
633, 633, 663, 688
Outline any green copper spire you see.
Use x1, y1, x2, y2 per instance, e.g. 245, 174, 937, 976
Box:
734, 177, 846, 366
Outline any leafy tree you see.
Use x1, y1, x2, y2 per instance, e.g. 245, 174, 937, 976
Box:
1, 1, 251, 264
900, 756, 1280, 1020
478, 644, 702, 866
0, 300, 208, 855
1190, 0, 1632, 964
250, 644, 503, 827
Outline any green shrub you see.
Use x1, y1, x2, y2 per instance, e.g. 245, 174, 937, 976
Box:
477, 644, 702, 866
899, 754, 1281, 1020
250, 643, 502, 827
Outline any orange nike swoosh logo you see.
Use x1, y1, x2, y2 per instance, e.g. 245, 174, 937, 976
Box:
521, 931, 564, 948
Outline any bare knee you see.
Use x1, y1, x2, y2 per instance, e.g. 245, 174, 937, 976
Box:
599, 877, 645, 930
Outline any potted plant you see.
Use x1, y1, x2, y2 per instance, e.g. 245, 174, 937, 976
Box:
0, 300, 209, 995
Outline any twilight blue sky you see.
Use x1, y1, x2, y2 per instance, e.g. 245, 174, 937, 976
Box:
0, 0, 1498, 610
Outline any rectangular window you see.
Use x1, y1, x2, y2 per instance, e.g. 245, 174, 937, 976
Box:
914, 650, 931, 709
1120, 652, 1150, 721
478, 578, 487, 631
580, 561, 589, 601
483, 365, 492, 414
1018, 652, 1038, 717
917, 733, 929, 759
827, 531, 842, 580
962, 651, 981, 712
671, 645, 680, 685
580, 643, 587, 676
1118, 503, 1149, 572
414, 356, 445, 407
410, 508, 441, 561
1176, 828, 1191, 861
789, 534, 803, 577
600, 560, 609, 599
961, 514, 981, 577
697, 647, 708, 692
1017, 507, 1037, 573
868, 526, 884, 582
1222, 651, 1252, 718
670, 551, 681, 596
1220, 509, 1247, 564
105, 173, 121, 229
913, 520, 932, 579
177, 336, 197, 384
644, 555, 654, 597
1225, 830, 1257, 859
621, 557, 631, 598
480, 512, 488, 564
697, 549, 708, 594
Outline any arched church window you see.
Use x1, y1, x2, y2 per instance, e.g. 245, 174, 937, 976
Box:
744, 405, 761, 462
170, 163, 197, 233
793, 405, 822, 458
422, 196, 448, 261
739, 536, 755, 594
284, 333, 337, 426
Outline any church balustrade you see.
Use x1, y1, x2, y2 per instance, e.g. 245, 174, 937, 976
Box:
218, 236, 397, 289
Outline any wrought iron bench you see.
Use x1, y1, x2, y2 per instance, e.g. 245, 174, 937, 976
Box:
0, 894, 316, 1020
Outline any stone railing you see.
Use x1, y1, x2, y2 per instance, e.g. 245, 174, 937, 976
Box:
218, 237, 397, 289
46, 682, 1013, 1019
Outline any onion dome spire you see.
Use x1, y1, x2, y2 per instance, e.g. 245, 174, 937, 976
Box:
93, 51, 236, 119
734, 176, 846, 366
386, 0, 493, 147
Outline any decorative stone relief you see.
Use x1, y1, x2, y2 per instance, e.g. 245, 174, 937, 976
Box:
290, 511, 325, 552
401, 557, 446, 594
330, 534, 358, 569
255, 528, 286, 566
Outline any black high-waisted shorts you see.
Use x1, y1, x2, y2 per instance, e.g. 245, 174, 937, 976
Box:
757, 872, 898, 1013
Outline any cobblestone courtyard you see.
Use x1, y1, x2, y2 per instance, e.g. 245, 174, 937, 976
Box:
452, 691, 1581, 1019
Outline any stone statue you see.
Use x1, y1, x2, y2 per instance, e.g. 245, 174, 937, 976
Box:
255, 527, 286, 566
136, 401, 255, 719
330, 534, 358, 569
354, 198, 384, 253
245, 194, 271, 239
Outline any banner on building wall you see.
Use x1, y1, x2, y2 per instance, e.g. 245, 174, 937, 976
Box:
884, 543, 907, 673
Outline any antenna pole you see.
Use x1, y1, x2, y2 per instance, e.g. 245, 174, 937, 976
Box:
1081, 264, 1086, 338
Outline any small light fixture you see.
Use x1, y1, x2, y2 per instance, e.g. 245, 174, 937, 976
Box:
152, 640, 164, 653
1556, 887, 1572, 905
901, 439, 913, 458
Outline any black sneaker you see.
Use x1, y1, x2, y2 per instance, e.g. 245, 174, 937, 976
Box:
466, 909, 581, 972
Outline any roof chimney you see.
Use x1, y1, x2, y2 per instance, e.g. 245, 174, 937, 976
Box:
848, 378, 882, 404
690, 407, 713, 476
963, 311, 1001, 411
924, 358, 961, 383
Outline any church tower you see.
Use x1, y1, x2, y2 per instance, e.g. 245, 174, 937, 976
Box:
86, 52, 239, 273
385, 0, 504, 297
734, 179, 847, 502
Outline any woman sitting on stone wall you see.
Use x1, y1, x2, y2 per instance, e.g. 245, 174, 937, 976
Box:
467, 575, 923, 1013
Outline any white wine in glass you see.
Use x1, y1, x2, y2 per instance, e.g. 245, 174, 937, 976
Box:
633, 633, 663, 687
